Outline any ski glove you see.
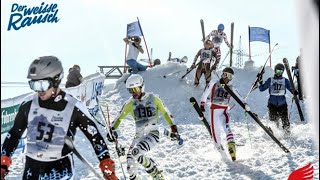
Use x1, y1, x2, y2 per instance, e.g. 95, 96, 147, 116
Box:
200, 102, 206, 112
294, 90, 299, 96
244, 103, 251, 112
1, 155, 12, 180
170, 125, 180, 141
99, 158, 118, 180
106, 127, 118, 143
191, 63, 196, 69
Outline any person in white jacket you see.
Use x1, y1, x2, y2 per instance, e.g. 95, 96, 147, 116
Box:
200, 67, 249, 161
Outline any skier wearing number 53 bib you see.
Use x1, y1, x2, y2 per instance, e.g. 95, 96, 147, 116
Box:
107, 74, 180, 180
1, 56, 117, 180
200, 67, 249, 161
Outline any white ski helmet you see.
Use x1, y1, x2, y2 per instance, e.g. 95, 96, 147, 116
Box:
126, 74, 145, 92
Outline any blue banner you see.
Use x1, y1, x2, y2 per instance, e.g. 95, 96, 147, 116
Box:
127, 21, 143, 37
249, 27, 270, 43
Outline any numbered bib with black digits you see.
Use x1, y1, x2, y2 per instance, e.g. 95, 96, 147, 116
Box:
27, 94, 74, 161
270, 78, 286, 96
133, 94, 157, 128
200, 49, 213, 63
212, 83, 230, 106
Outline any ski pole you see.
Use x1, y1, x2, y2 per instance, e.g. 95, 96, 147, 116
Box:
97, 101, 127, 179
64, 136, 105, 179
163, 69, 184, 78
244, 43, 278, 100
244, 112, 253, 149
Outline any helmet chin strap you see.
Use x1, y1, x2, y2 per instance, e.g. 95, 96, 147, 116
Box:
51, 87, 60, 97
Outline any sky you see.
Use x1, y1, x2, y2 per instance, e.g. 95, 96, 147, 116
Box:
1, 0, 301, 85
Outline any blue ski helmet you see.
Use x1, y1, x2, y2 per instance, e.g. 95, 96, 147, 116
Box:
218, 24, 224, 31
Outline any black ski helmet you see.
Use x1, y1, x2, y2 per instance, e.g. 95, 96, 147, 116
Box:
27, 56, 64, 88
274, 63, 284, 70
222, 67, 234, 75
221, 67, 234, 80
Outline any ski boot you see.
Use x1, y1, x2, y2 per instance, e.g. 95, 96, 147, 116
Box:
228, 142, 236, 161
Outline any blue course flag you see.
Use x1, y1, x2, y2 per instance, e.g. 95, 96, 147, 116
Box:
249, 27, 270, 43
127, 21, 143, 37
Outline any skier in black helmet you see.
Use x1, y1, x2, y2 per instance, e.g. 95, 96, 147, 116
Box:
258, 63, 298, 135
1, 56, 118, 180
200, 67, 249, 161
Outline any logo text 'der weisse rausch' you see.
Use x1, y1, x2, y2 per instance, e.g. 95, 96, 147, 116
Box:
7, 2, 60, 31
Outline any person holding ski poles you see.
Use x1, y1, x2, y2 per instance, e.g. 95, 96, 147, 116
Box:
204, 24, 232, 66
258, 63, 298, 135
200, 67, 250, 161
191, 39, 218, 87
1, 56, 118, 180
107, 74, 180, 180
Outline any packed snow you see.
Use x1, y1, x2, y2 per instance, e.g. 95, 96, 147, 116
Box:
5, 62, 319, 179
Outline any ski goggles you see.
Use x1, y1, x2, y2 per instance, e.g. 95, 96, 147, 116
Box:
275, 69, 284, 74
221, 72, 233, 80
127, 87, 141, 94
28, 79, 53, 92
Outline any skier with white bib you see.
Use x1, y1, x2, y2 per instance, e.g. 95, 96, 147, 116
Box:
191, 39, 218, 87
205, 24, 232, 68
258, 63, 297, 135
200, 67, 249, 161
1, 56, 117, 180
107, 74, 180, 180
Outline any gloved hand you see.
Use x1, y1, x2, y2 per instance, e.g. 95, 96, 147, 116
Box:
99, 158, 118, 180
170, 125, 180, 141
1, 155, 12, 180
244, 103, 251, 112
294, 90, 299, 96
106, 127, 118, 143
191, 63, 196, 69
200, 102, 206, 112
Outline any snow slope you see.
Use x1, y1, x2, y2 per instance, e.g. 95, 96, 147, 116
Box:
6, 62, 319, 180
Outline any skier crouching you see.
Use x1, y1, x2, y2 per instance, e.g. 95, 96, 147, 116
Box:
107, 74, 180, 180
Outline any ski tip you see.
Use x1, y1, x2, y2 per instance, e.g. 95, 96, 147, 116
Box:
275, 43, 279, 46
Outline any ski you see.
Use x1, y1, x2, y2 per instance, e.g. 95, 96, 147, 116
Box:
163, 129, 184, 145
245, 43, 279, 99
64, 136, 105, 179
181, 60, 204, 79
200, 19, 205, 41
190, 97, 213, 137
223, 84, 290, 153
283, 58, 305, 121
229, 22, 234, 67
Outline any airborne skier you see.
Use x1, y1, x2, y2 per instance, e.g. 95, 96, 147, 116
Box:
258, 63, 298, 135
200, 67, 250, 161
107, 74, 180, 180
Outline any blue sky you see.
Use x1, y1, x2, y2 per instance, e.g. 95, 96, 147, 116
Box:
1, 0, 300, 84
